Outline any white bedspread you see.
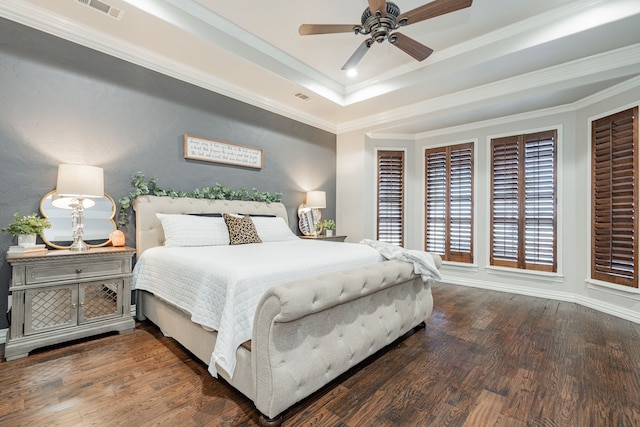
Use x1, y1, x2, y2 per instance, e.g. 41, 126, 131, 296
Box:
132, 240, 383, 377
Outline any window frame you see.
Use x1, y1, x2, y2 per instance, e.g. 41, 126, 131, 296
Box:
490, 129, 558, 273
590, 106, 638, 288
376, 149, 405, 246
424, 142, 474, 263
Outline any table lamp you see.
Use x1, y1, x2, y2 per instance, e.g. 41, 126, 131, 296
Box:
305, 191, 326, 236
54, 164, 104, 251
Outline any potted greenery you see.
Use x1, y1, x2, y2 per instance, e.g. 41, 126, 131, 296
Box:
322, 219, 336, 237
2, 213, 51, 246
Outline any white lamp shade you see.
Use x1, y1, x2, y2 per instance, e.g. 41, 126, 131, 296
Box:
306, 191, 326, 209
56, 164, 104, 198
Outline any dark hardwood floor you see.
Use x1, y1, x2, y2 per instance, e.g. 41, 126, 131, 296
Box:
1, 283, 639, 426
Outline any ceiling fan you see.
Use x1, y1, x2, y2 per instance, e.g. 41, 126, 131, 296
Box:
299, 0, 473, 70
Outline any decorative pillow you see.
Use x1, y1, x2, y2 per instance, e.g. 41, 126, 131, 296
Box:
156, 213, 230, 247
223, 213, 262, 245
251, 216, 297, 242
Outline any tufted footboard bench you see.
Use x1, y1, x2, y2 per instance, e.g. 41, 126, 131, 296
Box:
251, 257, 438, 425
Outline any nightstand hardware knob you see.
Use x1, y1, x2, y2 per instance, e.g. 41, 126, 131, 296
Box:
80, 301, 85, 307
72, 303, 77, 309
76, 268, 82, 274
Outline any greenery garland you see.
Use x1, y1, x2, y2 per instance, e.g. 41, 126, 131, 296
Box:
117, 172, 283, 228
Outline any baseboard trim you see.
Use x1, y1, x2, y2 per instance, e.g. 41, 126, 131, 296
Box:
441, 275, 640, 324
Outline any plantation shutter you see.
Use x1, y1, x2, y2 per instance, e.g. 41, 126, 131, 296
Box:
524, 131, 557, 271
450, 144, 474, 262
491, 131, 557, 272
491, 136, 520, 268
377, 150, 404, 246
425, 143, 473, 263
591, 107, 638, 287
425, 149, 447, 255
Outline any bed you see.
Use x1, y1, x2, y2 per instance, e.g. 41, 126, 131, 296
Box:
132, 195, 441, 426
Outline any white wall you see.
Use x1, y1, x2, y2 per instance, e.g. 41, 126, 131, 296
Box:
337, 76, 640, 323
336, 130, 368, 244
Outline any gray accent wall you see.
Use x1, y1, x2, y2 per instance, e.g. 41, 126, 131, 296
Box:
0, 18, 337, 330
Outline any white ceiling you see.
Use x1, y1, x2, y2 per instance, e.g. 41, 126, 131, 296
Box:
3, 0, 640, 134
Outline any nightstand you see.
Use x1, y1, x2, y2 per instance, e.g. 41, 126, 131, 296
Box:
4, 246, 136, 361
299, 235, 347, 242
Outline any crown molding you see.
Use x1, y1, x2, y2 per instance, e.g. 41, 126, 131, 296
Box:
2, 0, 639, 137
414, 105, 574, 140
343, 0, 640, 102
366, 133, 416, 141
0, 0, 338, 133
412, 68, 640, 139
573, 73, 640, 110
369, 71, 640, 140
135, 0, 346, 100
339, 43, 640, 135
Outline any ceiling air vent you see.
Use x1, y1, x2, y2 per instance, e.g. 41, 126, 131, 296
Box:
294, 93, 312, 102
76, 0, 125, 21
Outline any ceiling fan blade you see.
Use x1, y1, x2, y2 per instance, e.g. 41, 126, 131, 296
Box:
341, 39, 373, 70
398, 0, 472, 26
368, 0, 387, 17
390, 32, 434, 61
299, 24, 361, 35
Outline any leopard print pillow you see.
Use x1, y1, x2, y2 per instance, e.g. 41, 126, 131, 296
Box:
223, 214, 262, 245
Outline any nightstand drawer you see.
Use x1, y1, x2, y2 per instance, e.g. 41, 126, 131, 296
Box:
25, 258, 127, 285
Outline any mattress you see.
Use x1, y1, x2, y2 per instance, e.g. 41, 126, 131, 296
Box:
132, 239, 384, 377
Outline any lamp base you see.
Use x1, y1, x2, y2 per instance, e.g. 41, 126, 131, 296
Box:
69, 238, 89, 251
69, 198, 89, 251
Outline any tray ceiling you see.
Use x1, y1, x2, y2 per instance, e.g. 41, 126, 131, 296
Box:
2, 0, 640, 134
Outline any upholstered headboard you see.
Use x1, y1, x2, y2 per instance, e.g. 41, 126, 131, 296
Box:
133, 195, 289, 257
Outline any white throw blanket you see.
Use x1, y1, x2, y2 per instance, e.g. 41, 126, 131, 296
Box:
360, 239, 441, 282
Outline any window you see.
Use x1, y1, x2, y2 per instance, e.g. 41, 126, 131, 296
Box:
591, 107, 638, 288
490, 130, 557, 272
425, 143, 473, 263
377, 150, 404, 246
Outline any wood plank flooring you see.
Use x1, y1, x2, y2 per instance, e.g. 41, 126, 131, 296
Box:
1, 283, 639, 426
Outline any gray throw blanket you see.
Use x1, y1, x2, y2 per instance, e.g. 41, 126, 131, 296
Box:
361, 239, 442, 282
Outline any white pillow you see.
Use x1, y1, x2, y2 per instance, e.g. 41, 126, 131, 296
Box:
156, 213, 230, 247
251, 216, 298, 242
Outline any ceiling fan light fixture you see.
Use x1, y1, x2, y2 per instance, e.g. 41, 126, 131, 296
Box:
299, 0, 473, 69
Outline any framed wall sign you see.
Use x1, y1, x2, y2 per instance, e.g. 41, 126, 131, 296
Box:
184, 134, 263, 169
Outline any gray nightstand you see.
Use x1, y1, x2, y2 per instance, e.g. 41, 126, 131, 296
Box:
299, 235, 347, 242
4, 246, 136, 361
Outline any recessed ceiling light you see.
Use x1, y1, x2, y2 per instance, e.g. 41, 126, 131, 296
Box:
346, 68, 358, 77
